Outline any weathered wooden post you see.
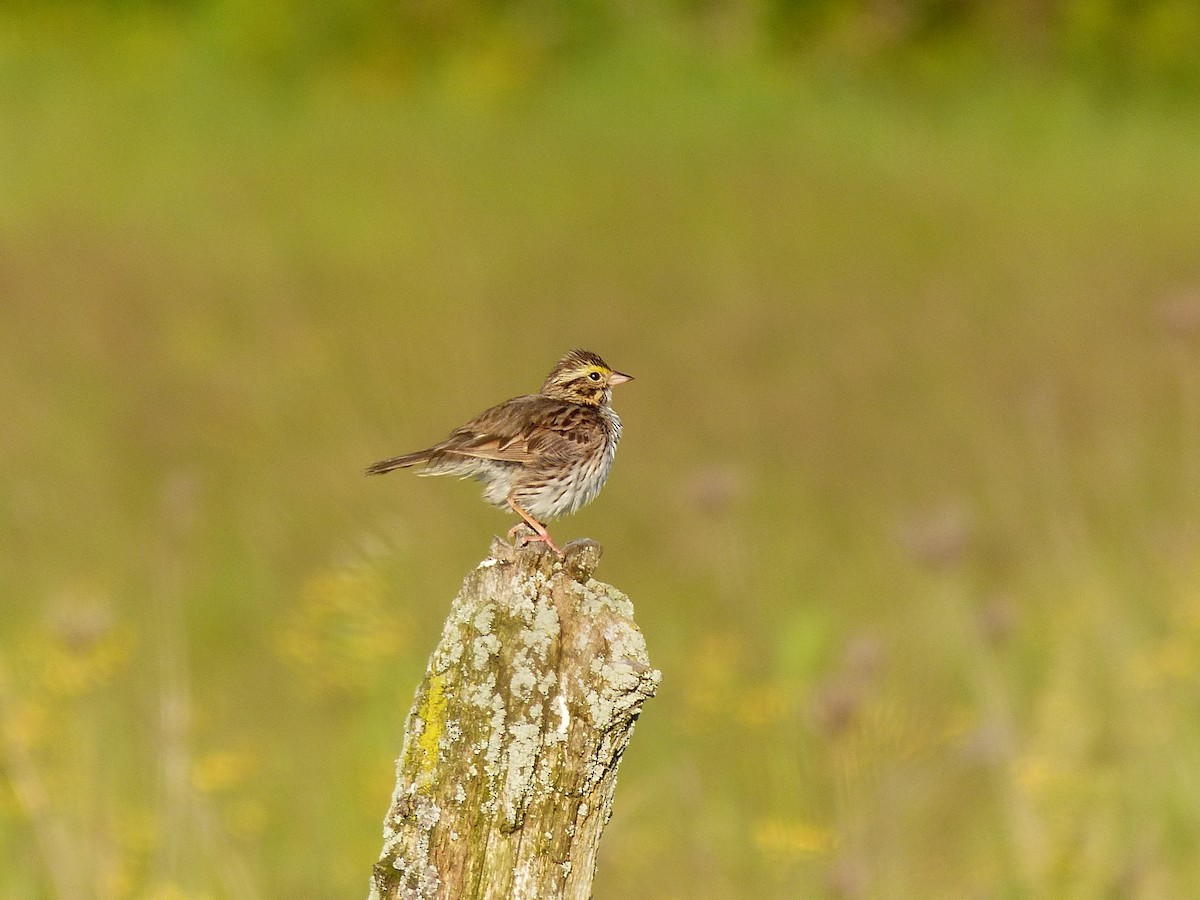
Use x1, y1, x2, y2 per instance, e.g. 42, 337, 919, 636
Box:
369, 537, 660, 900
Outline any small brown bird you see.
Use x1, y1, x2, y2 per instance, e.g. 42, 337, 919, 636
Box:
366, 349, 632, 555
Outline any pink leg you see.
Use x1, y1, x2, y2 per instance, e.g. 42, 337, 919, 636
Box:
508, 496, 564, 556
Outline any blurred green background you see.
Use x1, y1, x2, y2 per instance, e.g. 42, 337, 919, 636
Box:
4, 1, 1200, 897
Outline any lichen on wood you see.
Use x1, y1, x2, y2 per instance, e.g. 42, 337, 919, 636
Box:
369, 537, 660, 900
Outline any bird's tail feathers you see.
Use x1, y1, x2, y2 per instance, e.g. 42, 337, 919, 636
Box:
364, 450, 433, 476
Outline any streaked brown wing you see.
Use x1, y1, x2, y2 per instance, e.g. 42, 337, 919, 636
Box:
431, 396, 600, 464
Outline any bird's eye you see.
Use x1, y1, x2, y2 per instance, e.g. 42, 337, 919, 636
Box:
588, 371, 602, 381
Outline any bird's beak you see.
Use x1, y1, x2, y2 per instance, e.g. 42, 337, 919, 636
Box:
609, 371, 634, 386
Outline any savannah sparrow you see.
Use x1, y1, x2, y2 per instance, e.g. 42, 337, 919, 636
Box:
365, 349, 632, 555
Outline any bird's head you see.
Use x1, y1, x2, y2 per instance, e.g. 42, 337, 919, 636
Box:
540, 349, 633, 406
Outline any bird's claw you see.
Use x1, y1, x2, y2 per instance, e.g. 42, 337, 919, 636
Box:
507, 523, 564, 557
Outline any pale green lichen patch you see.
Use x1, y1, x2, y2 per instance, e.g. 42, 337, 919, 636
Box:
375, 787, 444, 900
472, 632, 500, 670
574, 605, 661, 730
416, 800, 441, 829
511, 569, 548, 619
584, 688, 612, 730
510, 666, 536, 701
609, 619, 651, 668
473, 605, 494, 634
503, 719, 543, 828
587, 662, 638, 729
399, 798, 443, 898
520, 602, 560, 659
576, 578, 635, 619
468, 672, 497, 708
483, 694, 507, 779
585, 659, 662, 731
440, 718, 463, 757
431, 622, 464, 672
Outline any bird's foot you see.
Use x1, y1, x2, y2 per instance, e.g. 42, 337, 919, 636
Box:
507, 497, 565, 557
521, 532, 565, 557
507, 522, 564, 557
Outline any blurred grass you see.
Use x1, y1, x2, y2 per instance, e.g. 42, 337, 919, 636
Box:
3, 11, 1200, 899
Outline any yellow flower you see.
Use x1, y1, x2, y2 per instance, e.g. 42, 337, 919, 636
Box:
736, 682, 794, 728
1130, 636, 1197, 687
139, 884, 214, 900
191, 747, 259, 795
1012, 754, 1074, 797
224, 798, 267, 840
753, 819, 837, 858
0, 696, 49, 751
680, 633, 742, 726
115, 807, 159, 854
25, 625, 134, 698
276, 567, 408, 697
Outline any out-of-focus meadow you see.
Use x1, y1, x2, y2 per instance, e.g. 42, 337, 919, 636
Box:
4, 2, 1200, 897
